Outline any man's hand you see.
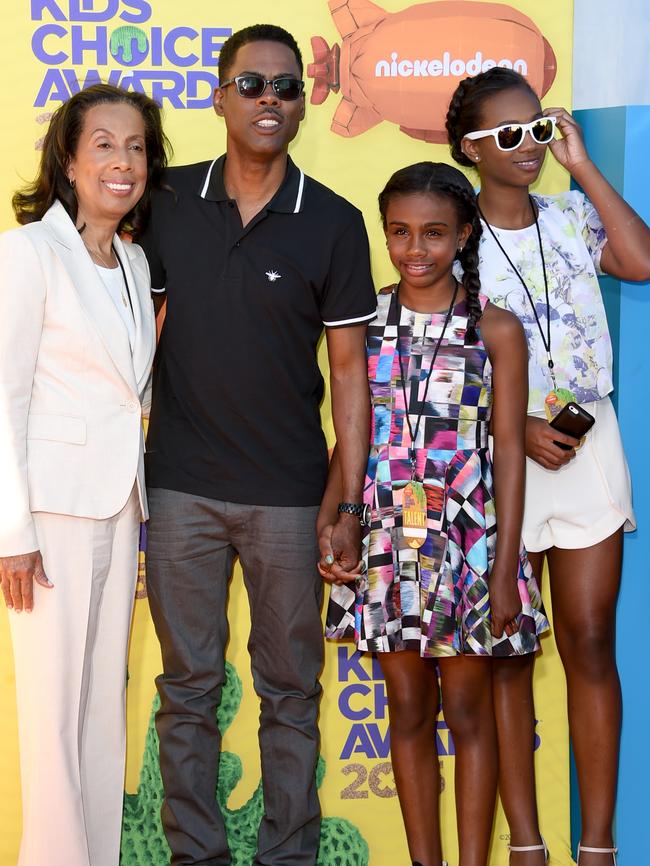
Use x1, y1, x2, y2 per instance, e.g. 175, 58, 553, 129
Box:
0, 550, 53, 612
525, 415, 580, 470
330, 512, 362, 571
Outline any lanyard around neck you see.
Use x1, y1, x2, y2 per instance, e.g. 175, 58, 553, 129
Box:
395, 280, 459, 480
478, 195, 556, 389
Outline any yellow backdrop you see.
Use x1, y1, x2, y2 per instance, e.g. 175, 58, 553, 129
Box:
0, 1, 575, 863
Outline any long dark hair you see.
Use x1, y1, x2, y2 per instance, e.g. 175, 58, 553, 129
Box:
378, 161, 483, 343
446, 67, 539, 168
13, 84, 172, 235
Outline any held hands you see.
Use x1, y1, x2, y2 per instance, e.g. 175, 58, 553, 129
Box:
525, 415, 580, 470
0, 550, 53, 613
317, 517, 363, 585
489, 567, 522, 638
544, 108, 591, 174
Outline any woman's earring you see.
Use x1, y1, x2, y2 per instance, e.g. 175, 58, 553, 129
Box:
69, 177, 76, 189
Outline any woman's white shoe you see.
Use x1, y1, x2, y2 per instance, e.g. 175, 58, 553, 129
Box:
508, 837, 549, 863
577, 844, 618, 865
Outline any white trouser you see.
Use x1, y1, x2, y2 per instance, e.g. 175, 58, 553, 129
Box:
9, 485, 139, 866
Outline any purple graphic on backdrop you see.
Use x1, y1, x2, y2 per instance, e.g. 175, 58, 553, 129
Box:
29, 0, 231, 107
334, 647, 541, 765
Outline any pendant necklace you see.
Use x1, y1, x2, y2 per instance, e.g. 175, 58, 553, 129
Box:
84, 240, 114, 269
477, 195, 574, 420
395, 279, 459, 549
113, 246, 133, 314
85, 240, 133, 313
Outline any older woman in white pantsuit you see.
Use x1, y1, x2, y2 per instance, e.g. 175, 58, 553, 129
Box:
0, 84, 169, 866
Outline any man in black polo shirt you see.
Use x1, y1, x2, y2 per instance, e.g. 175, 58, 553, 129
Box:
139, 23, 376, 866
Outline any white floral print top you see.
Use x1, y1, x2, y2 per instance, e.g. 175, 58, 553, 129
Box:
477, 190, 611, 413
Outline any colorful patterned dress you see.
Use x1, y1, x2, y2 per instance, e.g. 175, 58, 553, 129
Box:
326, 287, 549, 658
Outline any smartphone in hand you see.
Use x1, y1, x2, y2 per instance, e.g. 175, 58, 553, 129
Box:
550, 402, 595, 450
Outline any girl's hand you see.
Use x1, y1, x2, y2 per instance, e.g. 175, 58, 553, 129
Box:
544, 108, 592, 174
525, 415, 579, 470
0, 550, 53, 612
489, 569, 521, 637
317, 524, 364, 585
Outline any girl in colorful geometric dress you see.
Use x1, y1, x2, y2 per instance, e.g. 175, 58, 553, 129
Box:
446, 68, 650, 866
318, 162, 548, 866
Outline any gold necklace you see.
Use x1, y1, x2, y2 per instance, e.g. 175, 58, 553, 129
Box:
84, 241, 116, 269
86, 242, 130, 309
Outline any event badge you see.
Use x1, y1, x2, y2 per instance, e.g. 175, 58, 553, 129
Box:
544, 387, 576, 422
402, 481, 427, 549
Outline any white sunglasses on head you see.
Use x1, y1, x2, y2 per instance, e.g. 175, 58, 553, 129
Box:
463, 116, 557, 151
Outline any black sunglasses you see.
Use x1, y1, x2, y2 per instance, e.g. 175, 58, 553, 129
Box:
219, 74, 305, 101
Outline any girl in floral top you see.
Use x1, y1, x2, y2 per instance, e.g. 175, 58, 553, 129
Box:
446, 68, 650, 866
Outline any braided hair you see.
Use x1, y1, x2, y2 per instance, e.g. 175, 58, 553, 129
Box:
445, 67, 539, 167
378, 161, 483, 343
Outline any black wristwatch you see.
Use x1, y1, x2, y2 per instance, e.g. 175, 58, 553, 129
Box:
338, 502, 371, 527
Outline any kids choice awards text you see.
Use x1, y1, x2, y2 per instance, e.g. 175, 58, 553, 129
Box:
30, 0, 231, 108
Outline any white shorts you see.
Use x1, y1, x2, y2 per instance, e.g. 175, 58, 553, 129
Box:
521, 396, 635, 552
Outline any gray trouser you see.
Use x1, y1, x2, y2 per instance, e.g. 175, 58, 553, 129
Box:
146, 488, 324, 866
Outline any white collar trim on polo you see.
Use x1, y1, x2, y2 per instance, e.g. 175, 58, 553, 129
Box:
199, 159, 304, 213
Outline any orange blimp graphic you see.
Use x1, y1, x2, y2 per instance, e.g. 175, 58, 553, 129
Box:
308, 0, 557, 142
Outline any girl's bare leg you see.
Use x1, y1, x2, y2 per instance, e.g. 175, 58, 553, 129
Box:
548, 529, 623, 866
439, 656, 498, 866
493, 550, 546, 865
379, 650, 442, 866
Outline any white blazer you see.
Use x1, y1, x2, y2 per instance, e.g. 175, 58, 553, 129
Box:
0, 200, 156, 557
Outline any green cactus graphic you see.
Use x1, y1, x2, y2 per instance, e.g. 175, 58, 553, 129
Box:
121, 662, 369, 866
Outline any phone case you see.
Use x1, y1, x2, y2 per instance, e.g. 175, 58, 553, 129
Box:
550, 402, 595, 449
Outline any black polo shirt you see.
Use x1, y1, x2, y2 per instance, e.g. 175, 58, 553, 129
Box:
140, 155, 376, 506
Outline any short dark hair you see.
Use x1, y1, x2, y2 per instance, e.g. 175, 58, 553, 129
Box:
446, 68, 539, 167
218, 24, 303, 82
13, 83, 172, 235
379, 162, 483, 343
